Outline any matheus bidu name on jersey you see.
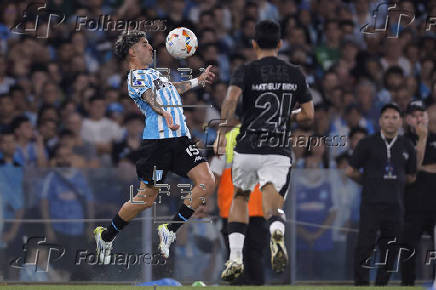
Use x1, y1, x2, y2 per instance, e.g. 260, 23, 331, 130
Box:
251, 83, 298, 91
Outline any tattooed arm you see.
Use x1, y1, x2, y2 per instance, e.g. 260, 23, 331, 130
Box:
172, 65, 216, 95
142, 88, 165, 115
141, 88, 180, 130
172, 81, 192, 95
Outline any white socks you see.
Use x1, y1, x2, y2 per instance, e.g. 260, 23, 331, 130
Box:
228, 232, 245, 261
269, 220, 285, 235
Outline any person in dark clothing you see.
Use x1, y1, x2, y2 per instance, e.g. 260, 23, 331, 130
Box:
346, 103, 417, 286
112, 113, 144, 166
401, 101, 436, 285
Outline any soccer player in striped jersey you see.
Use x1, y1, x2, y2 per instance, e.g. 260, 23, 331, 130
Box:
94, 30, 216, 264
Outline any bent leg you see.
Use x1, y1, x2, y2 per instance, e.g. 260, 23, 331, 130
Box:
118, 181, 158, 221
186, 162, 216, 210
101, 181, 158, 242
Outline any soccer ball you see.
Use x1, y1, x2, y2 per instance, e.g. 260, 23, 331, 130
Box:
165, 27, 198, 59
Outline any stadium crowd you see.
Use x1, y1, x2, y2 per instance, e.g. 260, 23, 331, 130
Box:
0, 0, 435, 170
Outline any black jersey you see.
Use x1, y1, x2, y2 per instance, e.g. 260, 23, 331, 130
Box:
230, 56, 312, 156
350, 132, 416, 207
404, 131, 436, 212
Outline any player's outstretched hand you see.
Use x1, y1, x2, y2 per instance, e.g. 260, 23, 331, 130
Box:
198, 65, 216, 87
163, 111, 180, 131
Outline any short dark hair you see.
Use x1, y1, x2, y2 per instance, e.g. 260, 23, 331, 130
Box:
254, 20, 280, 49
383, 65, 404, 86
348, 127, 368, 139
89, 95, 105, 104
114, 30, 147, 60
380, 103, 401, 115
59, 128, 74, 138
11, 116, 30, 132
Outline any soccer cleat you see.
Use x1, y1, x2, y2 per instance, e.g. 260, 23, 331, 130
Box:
158, 224, 176, 259
221, 258, 244, 281
94, 226, 113, 265
270, 229, 288, 272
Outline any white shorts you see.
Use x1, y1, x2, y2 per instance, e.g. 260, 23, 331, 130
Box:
232, 152, 292, 197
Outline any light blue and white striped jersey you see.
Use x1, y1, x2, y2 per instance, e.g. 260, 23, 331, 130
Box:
127, 68, 191, 140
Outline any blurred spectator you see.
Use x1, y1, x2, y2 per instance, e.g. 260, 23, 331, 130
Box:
112, 114, 143, 166
37, 118, 58, 158
0, 94, 16, 131
40, 162, 94, 280
356, 80, 379, 128
0, 128, 25, 280
65, 113, 99, 168
392, 85, 412, 114
377, 66, 405, 106
56, 130, 86, 168
315, 20, 342, 71
295, 164, 337, 280
258, 0, 279, 21
380, 38, 411, 76
0, 57, 15, 94
80, 96, 124, 166
313, 104, 330, 136
11, 116, 47, 167
419, 58, 434, 101
235, 17, 256, 49
40, 81, 63, 108
298, 136, 331, 169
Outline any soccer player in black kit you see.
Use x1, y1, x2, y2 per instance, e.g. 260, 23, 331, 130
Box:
401, 101, 436, 286
216, 20, 314, 281
346, 103, 417, 286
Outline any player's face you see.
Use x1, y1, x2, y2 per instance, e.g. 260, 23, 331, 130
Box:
134, 37, 153, 65
379, 109, 402, 135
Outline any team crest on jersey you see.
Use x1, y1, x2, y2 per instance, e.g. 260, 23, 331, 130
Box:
153, 78, 166, 90
402, 152, 409, 160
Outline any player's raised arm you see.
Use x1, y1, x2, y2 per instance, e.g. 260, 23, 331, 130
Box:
141, 88, 180, 131
172, 65, 216, 94
214, 85, 242, 154
221, 85, 242, 126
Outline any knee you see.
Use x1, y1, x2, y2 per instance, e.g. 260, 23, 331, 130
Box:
123, 190, 157, 211
122, 200, 150, 212
197, 171, 216, 195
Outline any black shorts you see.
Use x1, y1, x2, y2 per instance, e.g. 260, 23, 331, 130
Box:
135, 136, 206, 184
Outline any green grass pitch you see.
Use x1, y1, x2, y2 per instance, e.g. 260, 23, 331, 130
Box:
0, 285, 423, 290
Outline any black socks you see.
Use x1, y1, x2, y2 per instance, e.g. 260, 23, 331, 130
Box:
227, 221, 248, 235
167, 204, 195, 232
101, 213, 129, 242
